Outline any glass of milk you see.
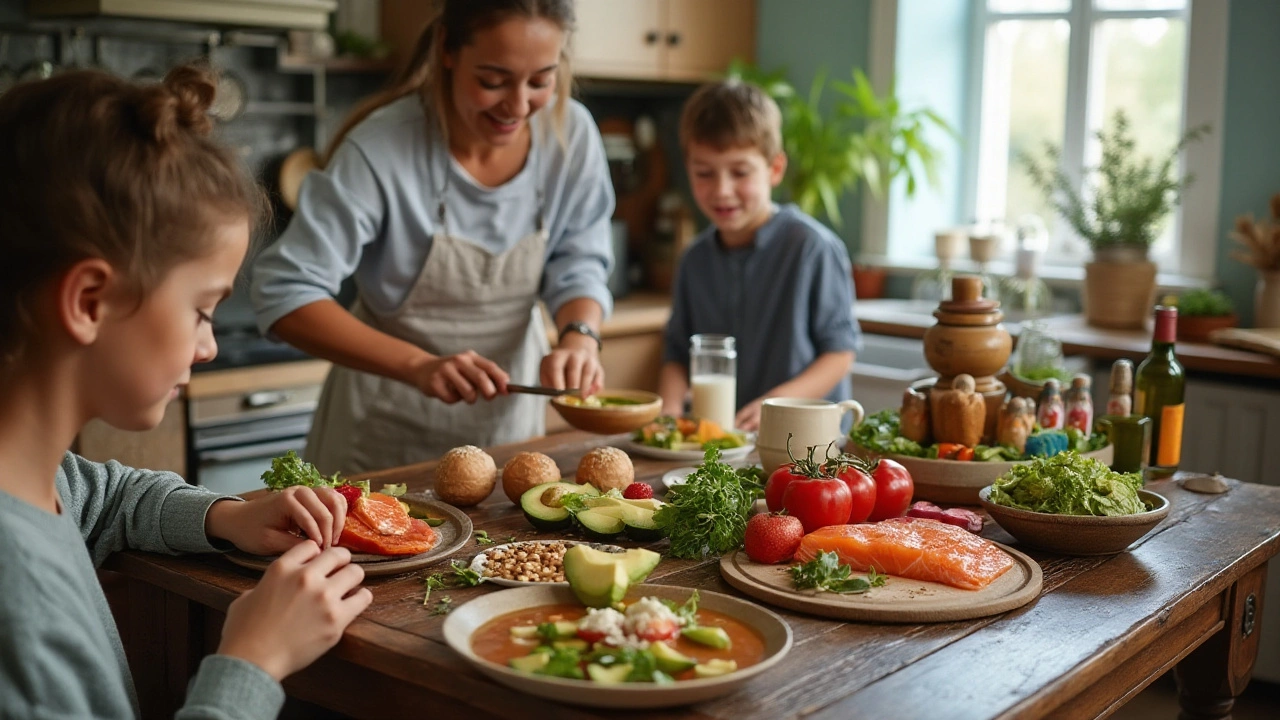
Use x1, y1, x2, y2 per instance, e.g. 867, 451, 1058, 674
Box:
689, 334, 737, 430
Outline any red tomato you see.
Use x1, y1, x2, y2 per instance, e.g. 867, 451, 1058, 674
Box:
867, 458, 914, 521
765, 463, 807, 512
822, 462, 877, 523
782, 476, 852, 533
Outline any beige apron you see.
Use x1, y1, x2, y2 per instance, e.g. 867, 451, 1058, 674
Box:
305, 174, 550, 476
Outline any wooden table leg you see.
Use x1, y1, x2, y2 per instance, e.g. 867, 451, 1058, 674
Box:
1175, 561, 1268, 720
121, 579, 208, 719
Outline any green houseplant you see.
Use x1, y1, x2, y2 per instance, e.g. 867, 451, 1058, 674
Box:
727, 61, 952, 228
1021, 110, 1208, 329
1175, 288, 1237, 344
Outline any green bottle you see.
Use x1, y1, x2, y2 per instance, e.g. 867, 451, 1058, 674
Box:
1134, 306, 1185, 477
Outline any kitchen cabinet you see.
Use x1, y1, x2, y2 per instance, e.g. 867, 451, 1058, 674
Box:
28, 0, 337, 30
575, 0, 756, 81
380, 0, 755, 83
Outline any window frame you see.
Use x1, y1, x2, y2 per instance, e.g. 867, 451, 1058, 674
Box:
864, 0, 1227, 282
959, 0, 1226, 278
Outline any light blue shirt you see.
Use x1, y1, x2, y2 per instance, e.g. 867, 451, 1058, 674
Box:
251, 96, 616, 334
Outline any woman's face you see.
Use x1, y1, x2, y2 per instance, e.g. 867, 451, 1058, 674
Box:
445, 16, 564, 148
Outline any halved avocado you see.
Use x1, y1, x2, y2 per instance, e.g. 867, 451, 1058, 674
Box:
580, 497, 666, 541
693, 659, 737, 678
649, 641, 697, 675
681, 626, 731, 650
586, 663, 633, 684
573, 508, 626, 540
520, 481, 599, 531
509, 653, 551, 673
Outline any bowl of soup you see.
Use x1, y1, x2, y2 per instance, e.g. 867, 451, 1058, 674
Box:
551, 389, 663, 435
442, 584, 792, 708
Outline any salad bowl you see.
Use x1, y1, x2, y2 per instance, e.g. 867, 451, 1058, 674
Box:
978, 486, 1170, 555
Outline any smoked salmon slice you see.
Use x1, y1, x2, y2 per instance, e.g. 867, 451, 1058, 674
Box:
340, 493, 438, 556
795, 518, 1014, 591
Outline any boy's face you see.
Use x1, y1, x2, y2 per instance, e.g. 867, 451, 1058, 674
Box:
686, 142, 786, 246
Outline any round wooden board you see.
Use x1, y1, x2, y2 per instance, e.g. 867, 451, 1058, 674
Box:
226, 496, 472, 578
718, 542, 1043, 623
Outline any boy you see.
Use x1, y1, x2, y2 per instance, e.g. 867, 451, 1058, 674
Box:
660, 80, 862, 431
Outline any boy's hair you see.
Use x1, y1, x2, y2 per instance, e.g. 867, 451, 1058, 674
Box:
679, 80, 783, 159
0, 64, 266, 369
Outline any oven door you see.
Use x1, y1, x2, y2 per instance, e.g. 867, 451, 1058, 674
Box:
189, 384, 321, 496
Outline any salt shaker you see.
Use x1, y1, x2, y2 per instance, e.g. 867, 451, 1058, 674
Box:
1106, 359, 1134, 417
689, 334, 737, 430
1036, 378, 1064, 430
1064, 374, 1094, 433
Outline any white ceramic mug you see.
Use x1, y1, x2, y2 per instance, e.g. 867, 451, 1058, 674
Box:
756, 398, 865, 475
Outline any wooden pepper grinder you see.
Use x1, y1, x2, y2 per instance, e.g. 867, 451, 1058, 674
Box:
930, 373, 986, 448
899, 387, 931, 445
997, 396, 1037, 452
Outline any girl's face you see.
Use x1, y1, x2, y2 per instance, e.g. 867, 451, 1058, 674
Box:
91, 218, 249, 431
445, 16, 564, 148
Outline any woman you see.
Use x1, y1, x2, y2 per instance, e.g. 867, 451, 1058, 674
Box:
252, 0, 614, 475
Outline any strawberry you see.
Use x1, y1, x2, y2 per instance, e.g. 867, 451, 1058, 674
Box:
623, 483, 654, 500
743, 512, 805, 564
335, 484, 363, 509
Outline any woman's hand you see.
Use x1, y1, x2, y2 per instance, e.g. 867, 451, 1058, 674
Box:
217, 541, 372, 681
206, 486, 347, 555
735, 398, 764, 433
410, 350, 510, 403
542, 337, 604, 396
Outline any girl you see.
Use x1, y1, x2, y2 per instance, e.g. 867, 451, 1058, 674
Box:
0, 66, 372, 718
251, 0, 617, 475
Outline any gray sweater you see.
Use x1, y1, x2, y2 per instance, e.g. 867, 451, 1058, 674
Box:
0, 453, 284, 719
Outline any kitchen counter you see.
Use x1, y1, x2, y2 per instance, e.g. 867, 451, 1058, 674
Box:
856, 299, 1280, 381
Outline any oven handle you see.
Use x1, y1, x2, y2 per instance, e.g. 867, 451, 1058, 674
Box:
197, 437, 308, 464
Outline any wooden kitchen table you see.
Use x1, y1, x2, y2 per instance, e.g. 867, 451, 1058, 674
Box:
107, 431, 1280, 720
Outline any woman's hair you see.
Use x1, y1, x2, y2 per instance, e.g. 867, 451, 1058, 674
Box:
0, 64, 266, 369
326, 0, 576, 162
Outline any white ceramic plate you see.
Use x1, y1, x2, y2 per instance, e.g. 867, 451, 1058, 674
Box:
622, 433, 756, 462
442, 584, 793, 709
468, 540, 624, 587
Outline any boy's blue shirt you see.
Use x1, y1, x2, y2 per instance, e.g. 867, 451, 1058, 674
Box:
663, 204, 863, 410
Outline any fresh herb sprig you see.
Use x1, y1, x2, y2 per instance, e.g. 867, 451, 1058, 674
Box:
653, 448, 756, 559
474, 530, 496, 546
422, 573, 447, 606
789, 551, 888, 595
429, 596, 453, 616
260, 450, 365, 492
451, 559, 482, 586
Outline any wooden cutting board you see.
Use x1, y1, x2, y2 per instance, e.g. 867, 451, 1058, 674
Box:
1210, 327, 1280, 359
719, 543, 1042, 623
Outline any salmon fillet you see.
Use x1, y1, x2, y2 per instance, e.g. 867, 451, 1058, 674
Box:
340, 493, 438, 556
795, 518, 1014, 591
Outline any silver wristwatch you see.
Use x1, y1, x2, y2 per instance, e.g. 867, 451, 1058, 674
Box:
559, 321, 602, 350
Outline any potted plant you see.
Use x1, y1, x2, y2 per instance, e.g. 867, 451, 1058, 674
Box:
1175, 289, 1237, 343
1022, 111, 1208, 329
727, 62, 952, 228
1229, 192, 1280, 328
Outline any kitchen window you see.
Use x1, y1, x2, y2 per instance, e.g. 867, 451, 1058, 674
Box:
961, 0, 1226, 278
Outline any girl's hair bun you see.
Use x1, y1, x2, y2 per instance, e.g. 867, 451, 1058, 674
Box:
136, 64, 217, 141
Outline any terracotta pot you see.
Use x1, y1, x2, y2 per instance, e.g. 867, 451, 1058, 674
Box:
1082, 258, 1157, 329
1255, 270, 1280, 329
1176, 314, 1238, 344
853, 265, 887, 300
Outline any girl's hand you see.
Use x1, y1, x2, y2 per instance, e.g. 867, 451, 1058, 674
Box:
411, 350, 510, 404
735, 399, 764, 433
206, 486, 347, 555
217, 541, 372, 681
541, 344, 604, 397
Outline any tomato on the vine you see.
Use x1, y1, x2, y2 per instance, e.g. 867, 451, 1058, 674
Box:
866, 458, 914, 521
782, 476, 852, 533
822, 460, 877, 523
765, 463, 808, 512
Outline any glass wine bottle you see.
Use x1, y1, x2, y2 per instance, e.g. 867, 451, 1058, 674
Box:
1134, 306, 1185, 477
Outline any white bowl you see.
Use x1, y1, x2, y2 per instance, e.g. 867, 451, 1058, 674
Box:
442, 584, 793, 708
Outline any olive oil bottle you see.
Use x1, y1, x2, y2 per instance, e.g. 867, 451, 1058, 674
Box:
1134, 306, 1185, 477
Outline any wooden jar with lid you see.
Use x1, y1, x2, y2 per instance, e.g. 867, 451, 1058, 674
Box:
921, 276, 1013, 443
